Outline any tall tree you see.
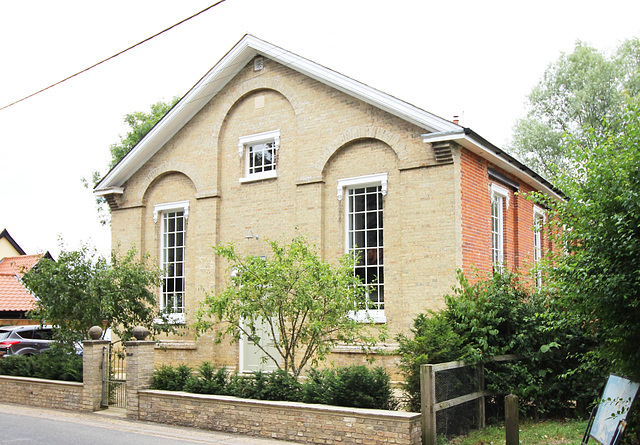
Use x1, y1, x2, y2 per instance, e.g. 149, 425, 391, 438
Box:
529, 98, 640, 381
509, 38, 640, 179
83, 97, 179, 225
195, 234, 385, 379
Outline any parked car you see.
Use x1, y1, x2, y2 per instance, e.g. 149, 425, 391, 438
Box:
0, 325, 55, 357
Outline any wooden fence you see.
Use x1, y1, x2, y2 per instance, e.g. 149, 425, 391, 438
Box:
420, 355, 519, 445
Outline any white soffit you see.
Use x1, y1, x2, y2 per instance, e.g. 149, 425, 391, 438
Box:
432, 132, 562, 201
95, 35, 460, 192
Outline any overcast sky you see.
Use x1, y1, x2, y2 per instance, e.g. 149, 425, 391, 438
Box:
1, 0, 639, 258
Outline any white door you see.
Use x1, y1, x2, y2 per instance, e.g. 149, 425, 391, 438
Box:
240, 317, 279, 373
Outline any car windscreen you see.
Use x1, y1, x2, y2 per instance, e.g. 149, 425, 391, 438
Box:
0, 330, 11, 340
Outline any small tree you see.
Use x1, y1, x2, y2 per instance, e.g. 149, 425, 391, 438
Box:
195, 234, 384, 378
22, 243, 174, 346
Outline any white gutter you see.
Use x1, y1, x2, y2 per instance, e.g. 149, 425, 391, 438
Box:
423, 130, 562, 201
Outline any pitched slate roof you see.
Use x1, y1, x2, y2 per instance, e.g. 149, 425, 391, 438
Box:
0, 254, 45, 312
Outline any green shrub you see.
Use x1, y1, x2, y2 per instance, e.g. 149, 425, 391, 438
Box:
0, 348, 82, 382
396, 312, 463, 412
225, 370, 302, 402
183, 362, 228, 395
397, 270, 606, 419
225, 371, 257, 398
303, 365, 397, 410
150, 362, 396, 410
152, 363, 192, 391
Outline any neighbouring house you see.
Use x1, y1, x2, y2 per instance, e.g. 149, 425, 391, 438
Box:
0, 229, 51, 322
94, 35, 559, 373
0, 229, 26, 259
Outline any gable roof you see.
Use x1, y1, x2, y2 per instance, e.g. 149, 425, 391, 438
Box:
94, 34, 560, 200
0, 253, 49, 312
1, 228, 26, 257
95, 34, 461, 194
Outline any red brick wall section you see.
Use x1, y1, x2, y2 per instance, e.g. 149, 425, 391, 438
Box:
460, 148, 547, 284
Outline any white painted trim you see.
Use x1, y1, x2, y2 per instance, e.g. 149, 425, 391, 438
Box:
93, 187, 124, 196
238, 129, 280, 183
94, 35, 459, 194
440, 133, 562, 201
491, 183, 510, 209
239, 170, 278, 183
238, 129, 280, 157
349, 309, 387, 324
153, 200, 189, 223
337, 173, 388, 201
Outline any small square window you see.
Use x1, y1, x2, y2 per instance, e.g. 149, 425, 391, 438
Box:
239, 130, 280, 183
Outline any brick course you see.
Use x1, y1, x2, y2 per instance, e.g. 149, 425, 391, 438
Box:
0, 375, 82, 410
138, 390, 422, 444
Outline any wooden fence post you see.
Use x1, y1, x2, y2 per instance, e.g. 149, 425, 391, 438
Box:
421, 364, 436, 445
505, 394, 519, 445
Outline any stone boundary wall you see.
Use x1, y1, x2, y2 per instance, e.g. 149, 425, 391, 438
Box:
138, 390, 422, 444
0, 375, 82, 411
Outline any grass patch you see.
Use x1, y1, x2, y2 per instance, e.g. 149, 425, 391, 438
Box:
444, 419, 587, 445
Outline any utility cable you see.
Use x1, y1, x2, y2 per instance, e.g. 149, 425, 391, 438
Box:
0, 0, 228, 112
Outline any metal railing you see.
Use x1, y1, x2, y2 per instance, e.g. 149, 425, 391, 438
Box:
101, 342, 127, 408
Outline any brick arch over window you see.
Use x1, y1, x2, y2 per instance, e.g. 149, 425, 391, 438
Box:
217, 77, 302, 118
133, 163, 202, 206
317, 126, 405, 175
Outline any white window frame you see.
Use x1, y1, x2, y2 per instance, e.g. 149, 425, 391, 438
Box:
238, 130, 280, 183
491, 183, 509, 272
338, 173, 388, 324
533, 206, 545, 288
154, 200, 189, 324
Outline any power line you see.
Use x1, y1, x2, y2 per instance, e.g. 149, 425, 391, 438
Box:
0, 0, 228, 112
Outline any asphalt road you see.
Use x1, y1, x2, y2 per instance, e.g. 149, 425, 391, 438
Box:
0, 403, 295, 445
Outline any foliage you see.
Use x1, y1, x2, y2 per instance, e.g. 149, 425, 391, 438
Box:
396, 270, 606, 417
527, 98, 640, 382
195, 234, 385, 378
149, 362, 395, 409
22, 242, 175, 347
396, 312, 463, 412
183, 362, 229, 395
0, 346, 82, 382
152, 363, 193, 391
245, 369, 302, 402
302, 365, 397, 410
83, 97, 180, 225
509, 38, 640, 180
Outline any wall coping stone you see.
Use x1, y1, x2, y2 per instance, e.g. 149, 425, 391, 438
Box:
140, 389, 420, 420
0, 375, 83, 388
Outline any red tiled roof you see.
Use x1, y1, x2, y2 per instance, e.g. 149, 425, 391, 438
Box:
0, 273, 36, 311
0, 254, 43, 277
0, 254, 43, 312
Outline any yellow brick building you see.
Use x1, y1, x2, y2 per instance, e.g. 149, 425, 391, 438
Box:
95, 35, 559, 374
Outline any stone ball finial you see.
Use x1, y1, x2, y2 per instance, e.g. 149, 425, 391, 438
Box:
132, 326, 150, 341
88, 326, 103, 340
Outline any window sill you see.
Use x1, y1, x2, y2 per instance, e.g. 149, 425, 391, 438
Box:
349, 309, 386, 324
154, 313, 186, 325
239, 171, 278, 183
